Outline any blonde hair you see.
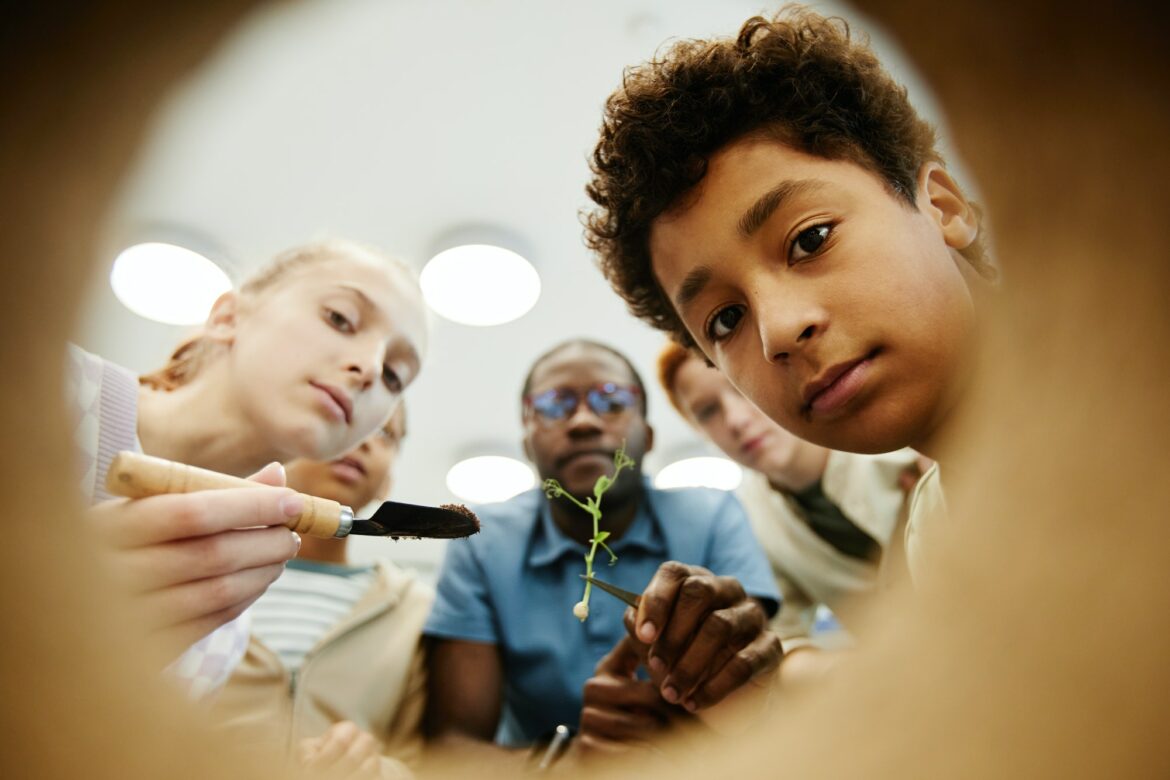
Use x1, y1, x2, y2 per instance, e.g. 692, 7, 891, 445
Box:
140, 239, 419, 391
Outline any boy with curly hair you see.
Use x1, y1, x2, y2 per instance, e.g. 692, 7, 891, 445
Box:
584, 8, 994, 579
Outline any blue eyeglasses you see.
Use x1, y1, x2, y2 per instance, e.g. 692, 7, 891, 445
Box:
524, 382, 642, 424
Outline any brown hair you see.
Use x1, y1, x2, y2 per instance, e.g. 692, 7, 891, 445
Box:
657, 340, 694, 418
584, 7, 992, 349
140, 239, 416, 391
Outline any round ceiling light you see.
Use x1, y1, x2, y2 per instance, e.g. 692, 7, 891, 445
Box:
446, 455, 537, 504
420, 244, 540, 326
654, 456, 743, 492
110, 242, 232, 325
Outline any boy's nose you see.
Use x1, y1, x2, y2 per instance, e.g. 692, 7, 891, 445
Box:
757, 292, 827, 364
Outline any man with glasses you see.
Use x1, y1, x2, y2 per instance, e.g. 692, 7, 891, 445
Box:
423, 339, 779, 763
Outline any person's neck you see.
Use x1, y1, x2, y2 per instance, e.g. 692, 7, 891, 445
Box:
548, 491, 641, 547
136, 364, 276, 476
297, 535, 349, 565
765, 444, 830, 494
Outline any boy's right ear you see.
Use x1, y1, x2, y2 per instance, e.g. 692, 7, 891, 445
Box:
919, 163, 980, 252
203, 291, 239, 344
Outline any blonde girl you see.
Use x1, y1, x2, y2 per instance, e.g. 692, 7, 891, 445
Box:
71, 238, 428, 697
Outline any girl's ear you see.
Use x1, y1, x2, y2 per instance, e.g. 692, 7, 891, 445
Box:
918, 163, 979, 251
204, 291, 239, 345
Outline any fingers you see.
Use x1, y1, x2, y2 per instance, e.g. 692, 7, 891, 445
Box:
646, 568, 743, 673
686, 630, 784, 711
90, 486, 304, 548
115, 525, 301, 592
302, 722, 381, 777
660, 600, 764, 706
634, 561, 696, 645
630, 562, 778, 715
140, 561, 286, 636
247, 461, 286, 488
579, 704, 664, 741
594, 633, 646, 678
583, 673, 671, 718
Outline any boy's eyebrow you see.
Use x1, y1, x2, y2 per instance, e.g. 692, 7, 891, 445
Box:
737, 179, 827, 237
674, 265, 713, 310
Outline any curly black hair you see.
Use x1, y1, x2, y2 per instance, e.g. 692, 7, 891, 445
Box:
584, 8, 989, 348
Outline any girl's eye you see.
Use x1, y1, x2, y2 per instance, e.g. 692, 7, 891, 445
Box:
706, 305, 745, 342
790, 224, 832, 263
694, 401, 720, 423
326, 308, 356, 333
382, 365, 403, 394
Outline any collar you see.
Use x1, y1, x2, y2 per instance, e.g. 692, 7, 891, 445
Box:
527, 476, 666, 568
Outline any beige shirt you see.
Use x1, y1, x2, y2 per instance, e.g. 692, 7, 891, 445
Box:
737, 449, 919, 647
904, 461, 947, 585
209, 561, 432, 779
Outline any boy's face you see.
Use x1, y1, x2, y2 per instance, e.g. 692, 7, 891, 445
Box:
648, 137, 979, 454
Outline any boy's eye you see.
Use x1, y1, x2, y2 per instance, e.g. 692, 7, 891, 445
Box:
706, 305, 745, 342
382, 365, 403, 394
790, 224, 832, 263
326, 308, 355, 333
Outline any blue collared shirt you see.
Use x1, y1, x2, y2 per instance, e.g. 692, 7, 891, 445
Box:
424, 478, 779, 746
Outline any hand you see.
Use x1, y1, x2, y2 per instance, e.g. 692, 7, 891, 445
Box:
297, 721, 382, 780
574, 634, 680, 759
88, 462, 303, 655
633, 562, 782, 713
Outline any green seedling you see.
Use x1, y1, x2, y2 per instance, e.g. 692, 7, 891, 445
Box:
543, 444, 636, 621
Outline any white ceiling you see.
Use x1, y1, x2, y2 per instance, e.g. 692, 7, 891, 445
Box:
75, 0, 948, 567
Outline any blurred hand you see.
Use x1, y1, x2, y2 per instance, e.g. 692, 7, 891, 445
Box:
88, 461, 302, 655
573, 634, 681, 759
297, 721, 382, 780
633, 562, 782, 713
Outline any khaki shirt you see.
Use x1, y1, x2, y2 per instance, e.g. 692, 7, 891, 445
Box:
904, 461, 947, 585
209, 561, 432, 779
737, 450, 919, 647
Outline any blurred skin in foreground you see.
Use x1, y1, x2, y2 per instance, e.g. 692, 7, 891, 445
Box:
3, 3, 1168, 780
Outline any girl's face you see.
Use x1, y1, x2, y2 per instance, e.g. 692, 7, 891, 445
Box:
649, 137, 980, 455
223, 255, 427, 462
672, 354, 813, 481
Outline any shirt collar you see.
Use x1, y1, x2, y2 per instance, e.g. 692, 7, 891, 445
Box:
527, 476, 666, 568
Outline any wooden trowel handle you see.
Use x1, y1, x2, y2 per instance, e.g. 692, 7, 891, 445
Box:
105, 451, 350, 538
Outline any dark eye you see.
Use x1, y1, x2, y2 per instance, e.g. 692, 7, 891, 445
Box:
707, 305, 744, 341
693, 401, 720, 423
326, 308, 355, 333
790, 224, 832, 263
382, 365, 403, 393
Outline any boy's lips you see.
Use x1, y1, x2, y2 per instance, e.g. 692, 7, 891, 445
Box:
802, 351, 877, 416
310, 382, 353, 425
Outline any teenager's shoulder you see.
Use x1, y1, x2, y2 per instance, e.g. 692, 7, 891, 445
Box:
645, 483, 743, 528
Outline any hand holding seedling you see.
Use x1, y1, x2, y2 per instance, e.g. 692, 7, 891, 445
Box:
543, 445, 636, 621
632, 562, 783, 716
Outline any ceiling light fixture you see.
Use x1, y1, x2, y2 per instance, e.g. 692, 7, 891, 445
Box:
420, 226, 540, 326
110, 241, 232, 325
446, 455, 537, 504
653, 456, 743, 492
